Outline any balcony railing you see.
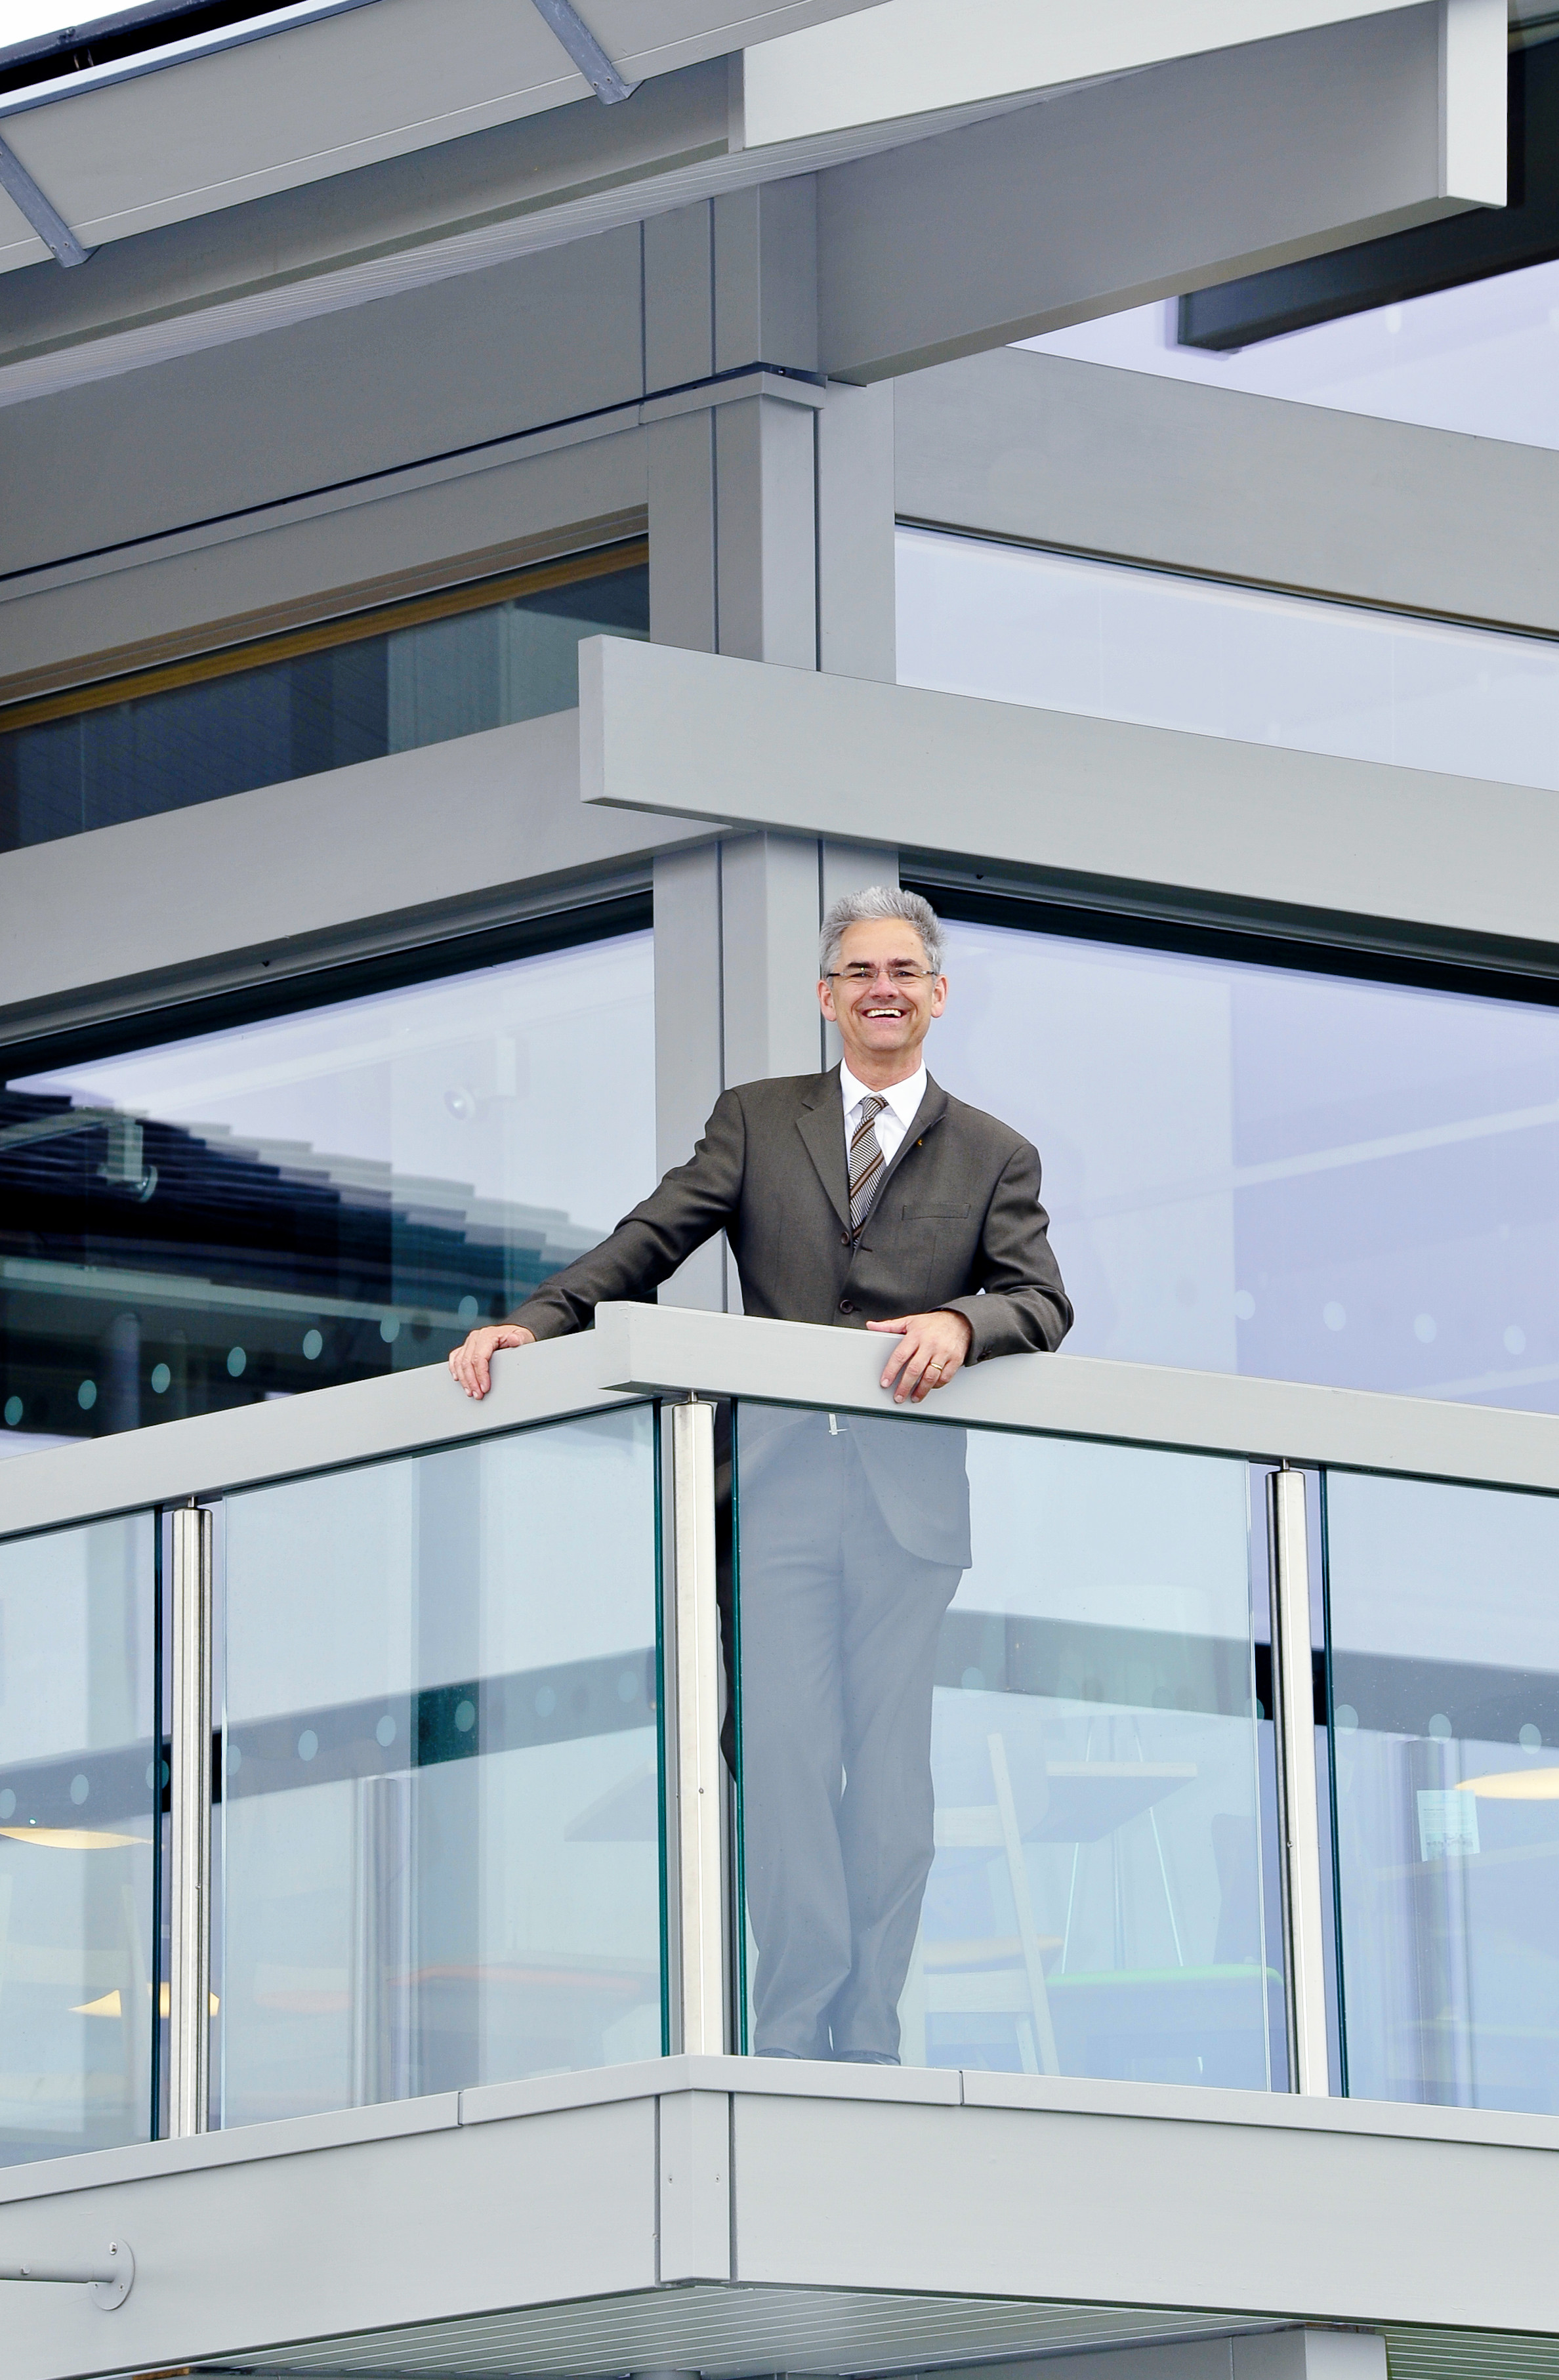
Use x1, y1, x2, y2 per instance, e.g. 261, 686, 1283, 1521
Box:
2, 1304, 1558, 2165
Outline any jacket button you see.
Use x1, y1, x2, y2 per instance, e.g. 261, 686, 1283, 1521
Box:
840, 1232, 849, 1246
838, 1297, 855, 1315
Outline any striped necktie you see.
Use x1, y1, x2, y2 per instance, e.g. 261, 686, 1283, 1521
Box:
848, 1094, 889, 1237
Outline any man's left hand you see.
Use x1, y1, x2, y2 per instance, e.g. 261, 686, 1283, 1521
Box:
867, 1309, 974, 1404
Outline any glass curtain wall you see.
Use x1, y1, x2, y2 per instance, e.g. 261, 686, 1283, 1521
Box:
0, 1515, 157, 2165
923, 909, 1559, 1412
898, 525, 1559, 795
0, 923, 655, 1454
216, 1407, 663, 2125
1323, 1470, 1559, 2118
732, 1404, 1275, 2084
0, 543, 648, 854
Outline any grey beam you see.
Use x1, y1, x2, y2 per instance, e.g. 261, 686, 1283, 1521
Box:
894, 347, 1559, 644
0, 707, 711, 1047
579, 633, 1559, 962
816, 8, 1493, 382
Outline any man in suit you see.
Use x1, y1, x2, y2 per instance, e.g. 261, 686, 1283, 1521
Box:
449, 886, 1070, 2060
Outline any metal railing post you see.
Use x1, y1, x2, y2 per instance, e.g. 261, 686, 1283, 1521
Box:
1267, 1466, 1330, 2095
168, 1500, 213, 2136
669, 1398, 726, 2055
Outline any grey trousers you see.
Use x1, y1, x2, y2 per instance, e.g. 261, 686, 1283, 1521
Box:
737, 1415, 961, 2061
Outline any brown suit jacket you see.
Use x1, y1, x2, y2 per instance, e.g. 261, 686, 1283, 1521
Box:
510, 1066, 1072, 1358
509, 1070, 1071, 1567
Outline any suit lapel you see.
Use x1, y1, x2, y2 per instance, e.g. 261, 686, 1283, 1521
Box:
874, 1075, 949, 1207
795, 1070, 951, 1233
796, 1068, 851, 1230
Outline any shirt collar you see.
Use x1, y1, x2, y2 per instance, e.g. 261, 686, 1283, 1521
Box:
841, 1060, 927, 1131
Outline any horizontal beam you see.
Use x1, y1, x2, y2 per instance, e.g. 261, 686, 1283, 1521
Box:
1, 2055, 1558, 2377
7, 1298, 1559, 1548
816, 5, 1504, 380
580, 633, 1559, 965
894, 345, 1559, 642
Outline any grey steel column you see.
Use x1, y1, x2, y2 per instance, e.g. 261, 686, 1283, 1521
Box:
1267, 1467, 1330, 2095
168, 1502, 213, 2136
669, 1398, 726, 2054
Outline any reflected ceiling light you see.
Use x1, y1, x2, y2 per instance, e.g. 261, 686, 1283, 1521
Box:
72, 1984, 218, 2016
1457, 1768, 1559, 1799
0, 1826, 148, 1849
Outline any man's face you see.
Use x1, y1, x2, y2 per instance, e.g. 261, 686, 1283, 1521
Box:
818, 918, 947, 1074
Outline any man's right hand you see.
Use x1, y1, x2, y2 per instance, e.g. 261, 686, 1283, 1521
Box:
447, 1323, 535, 1398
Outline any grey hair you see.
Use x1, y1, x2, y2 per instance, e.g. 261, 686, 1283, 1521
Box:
819, 885, 945, 979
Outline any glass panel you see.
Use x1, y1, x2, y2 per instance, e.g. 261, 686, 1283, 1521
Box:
733, 1403, 1274, 2083
924, 910, 1559, 1413
0, 554, 649, 855
898, 526, 1559, 794
217, 1406, 662, 2125
0, 1515, 157, 2163
1324, 1469, 1559, 2114
0, 925, 654, 1455
1020, 264, 1559, 452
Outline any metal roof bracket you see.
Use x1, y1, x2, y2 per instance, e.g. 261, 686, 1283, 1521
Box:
0, 127, 92, 266
529, 0, 641, 104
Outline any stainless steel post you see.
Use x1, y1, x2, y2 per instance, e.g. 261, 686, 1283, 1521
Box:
1267, 1466, 1331, 2095
669, 1398, 726, 2055
168, 1501, 213, 2137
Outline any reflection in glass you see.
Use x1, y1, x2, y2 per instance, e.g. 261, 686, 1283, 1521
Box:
734, 1404, 1272, 2083
0, 1516, 157, 2163
0, 927, 654, 1454
899, 525, 1559, 795
1325, 1470, 1559, 2115
925, 912, 1559, 1412
0, 551, 649, 854
217, 1408, 661, 2123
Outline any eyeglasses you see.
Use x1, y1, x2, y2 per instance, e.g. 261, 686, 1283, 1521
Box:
827, 963, 938, 985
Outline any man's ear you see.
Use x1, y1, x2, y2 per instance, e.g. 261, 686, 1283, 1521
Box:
818, 977, 836, 1020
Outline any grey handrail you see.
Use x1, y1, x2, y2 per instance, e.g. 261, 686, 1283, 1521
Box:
3, 1303, 1558, 1546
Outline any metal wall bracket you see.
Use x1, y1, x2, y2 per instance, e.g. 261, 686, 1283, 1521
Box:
0, 2240, 135, 2309
0, 129, 92, 267
1268, 1467, 1331, 2096
529, 0, 640, 104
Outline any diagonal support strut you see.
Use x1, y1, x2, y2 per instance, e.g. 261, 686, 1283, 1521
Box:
529, 0, 640, 104
0, 127, 91, 266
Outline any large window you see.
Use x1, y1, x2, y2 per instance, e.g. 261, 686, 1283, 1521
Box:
924, 906, 1559, 1414
0, 541, 648, 854
0, 916, 655, 1453
897, 525, 1559, 793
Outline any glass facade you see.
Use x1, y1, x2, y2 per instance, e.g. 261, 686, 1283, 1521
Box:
732, 1403, 1275, 2083
0, 923, 655, 1455
925, 909, 1559, 1413
898, 526, 1559, 793
1021, 261, 1559, 451
216, 1408, 663, 2125
1323, 1469, 1559, 2117
0, 546, 648, 855
0, 1514, 158, 2165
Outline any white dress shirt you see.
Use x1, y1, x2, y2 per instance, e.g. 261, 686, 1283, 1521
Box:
840, 1059, 927, 1173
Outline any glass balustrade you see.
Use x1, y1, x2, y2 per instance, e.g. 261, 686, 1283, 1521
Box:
213, 1405, 663, 2125
0, 1514, 158, 2164
1323, 1469, 1559, 2115
731, 1403, 1277, 2083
